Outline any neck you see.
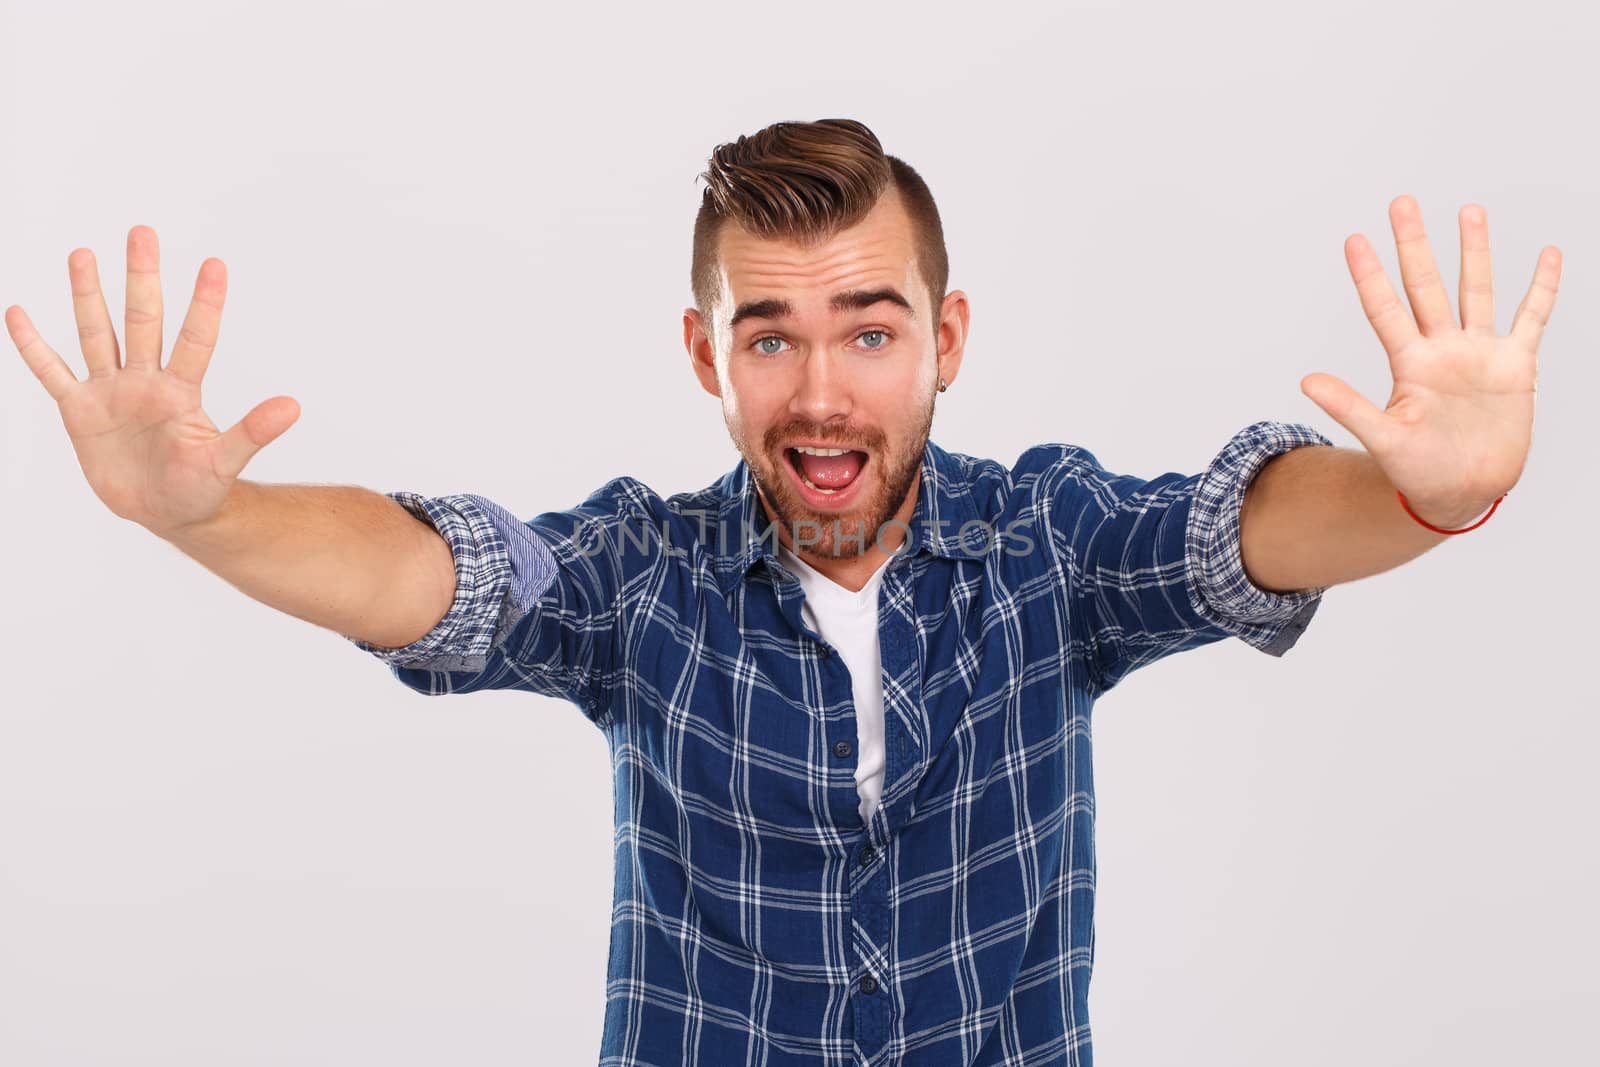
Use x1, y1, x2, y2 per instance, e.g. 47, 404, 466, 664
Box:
763, 468, 922, 593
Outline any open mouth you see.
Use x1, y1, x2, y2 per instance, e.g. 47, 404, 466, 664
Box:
784, 445, 870, 502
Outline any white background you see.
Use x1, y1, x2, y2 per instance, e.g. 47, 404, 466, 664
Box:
2, 1, 1596, 1063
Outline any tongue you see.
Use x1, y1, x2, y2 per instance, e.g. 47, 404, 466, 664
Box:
796, 450, 865, 489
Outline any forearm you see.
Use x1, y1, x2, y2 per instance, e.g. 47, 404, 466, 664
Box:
1238, 445, 1459, 593
158, 479, 458, 649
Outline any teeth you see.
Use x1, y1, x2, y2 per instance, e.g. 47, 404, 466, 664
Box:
786, 444, 863, 495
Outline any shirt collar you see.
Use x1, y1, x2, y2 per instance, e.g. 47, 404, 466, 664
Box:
710, 437, 983, 596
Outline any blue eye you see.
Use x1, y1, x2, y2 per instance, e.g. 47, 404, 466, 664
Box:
749, 330, 891, 355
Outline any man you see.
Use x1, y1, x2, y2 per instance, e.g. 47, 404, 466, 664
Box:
7, 118, 1561, 1066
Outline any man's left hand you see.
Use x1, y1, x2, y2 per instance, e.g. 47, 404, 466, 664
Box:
1301, 195, 1562, 529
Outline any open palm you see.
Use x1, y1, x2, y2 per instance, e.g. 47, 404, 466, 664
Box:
7, 226, 300, 537
1301, 196, 1562, 528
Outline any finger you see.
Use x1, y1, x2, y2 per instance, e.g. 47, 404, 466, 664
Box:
124, 225, 163, 371
1388, 195, 1457, 337
166, 258, 227, 386
1300, 372, 1391, 455
68, 248, 122, 376
217, 395, 300, 482
6, 304, 80, 403
1345, 233, 1421, 358
1457, 204, 1495, 334
1510, 246, 1562, 353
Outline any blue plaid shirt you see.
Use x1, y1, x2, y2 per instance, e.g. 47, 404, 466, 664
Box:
350, 419, 1332, 1066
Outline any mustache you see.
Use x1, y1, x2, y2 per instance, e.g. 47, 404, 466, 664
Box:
762, 423, 886, 453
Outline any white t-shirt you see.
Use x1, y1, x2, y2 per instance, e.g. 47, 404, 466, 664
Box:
774, 542, 893, 824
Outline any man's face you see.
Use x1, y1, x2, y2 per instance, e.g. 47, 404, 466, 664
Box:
684, 189, 968, 564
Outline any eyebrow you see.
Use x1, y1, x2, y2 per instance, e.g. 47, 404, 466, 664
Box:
728, 286, 916, 329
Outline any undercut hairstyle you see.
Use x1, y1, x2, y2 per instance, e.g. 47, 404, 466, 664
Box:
690, 118, 949, 335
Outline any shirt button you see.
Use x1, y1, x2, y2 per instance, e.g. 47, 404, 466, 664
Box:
833, 739, 853, 758
859, 846, 876, 868
860, 975, 878, 995
817, 643, 831, 658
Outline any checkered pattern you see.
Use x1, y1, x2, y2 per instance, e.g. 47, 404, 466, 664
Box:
350, 420, 1332, 1066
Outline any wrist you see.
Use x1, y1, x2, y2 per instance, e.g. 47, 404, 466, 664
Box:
154, 479, 256, 549
1397, 490, 1506, 534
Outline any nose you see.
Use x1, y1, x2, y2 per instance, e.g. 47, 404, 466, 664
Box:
790, 346, 853, 428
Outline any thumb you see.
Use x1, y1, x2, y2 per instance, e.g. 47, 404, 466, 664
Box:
217, 395, 301, 481
1300, 372, 1387, 453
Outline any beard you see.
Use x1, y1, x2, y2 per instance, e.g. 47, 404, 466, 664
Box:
727, 387, 937, 563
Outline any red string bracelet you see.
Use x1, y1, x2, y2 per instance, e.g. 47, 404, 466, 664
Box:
1396, 490, 1506, 535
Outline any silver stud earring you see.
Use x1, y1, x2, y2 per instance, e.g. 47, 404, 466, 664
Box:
937, 377, 948, 393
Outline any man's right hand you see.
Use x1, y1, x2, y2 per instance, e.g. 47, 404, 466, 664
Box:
6, 225, 300, 540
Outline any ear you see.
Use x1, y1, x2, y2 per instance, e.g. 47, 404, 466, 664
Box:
934, 289, 970, 389
683, 307, 722, 398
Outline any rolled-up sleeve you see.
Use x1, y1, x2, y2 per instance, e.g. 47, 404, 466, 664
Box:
1184, 419, 1334, 656
347, 492, 558, 672
1054, 418, 1334, 694
346, 479, 655, 728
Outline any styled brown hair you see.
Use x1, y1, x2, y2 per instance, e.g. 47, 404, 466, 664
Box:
690, 118, 948, 331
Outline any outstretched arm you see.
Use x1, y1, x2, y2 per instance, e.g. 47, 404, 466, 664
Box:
1239, 195, 1562, 594
6, 225, 458, 649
